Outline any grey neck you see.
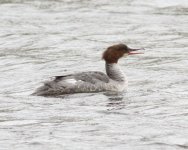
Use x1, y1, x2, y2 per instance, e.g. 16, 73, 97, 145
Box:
105, 63, 126, 82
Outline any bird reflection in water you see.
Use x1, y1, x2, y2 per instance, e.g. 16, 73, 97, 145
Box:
104, 92, 126, 110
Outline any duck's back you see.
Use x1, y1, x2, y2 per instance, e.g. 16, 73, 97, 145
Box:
32, 71, 110, 96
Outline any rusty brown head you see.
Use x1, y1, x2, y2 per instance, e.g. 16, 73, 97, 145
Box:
102, 44, 143, 63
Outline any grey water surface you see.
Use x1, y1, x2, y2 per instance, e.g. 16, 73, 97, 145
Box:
0, 0, 188, 150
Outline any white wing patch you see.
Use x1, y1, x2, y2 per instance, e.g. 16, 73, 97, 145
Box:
64, 79, 78, 84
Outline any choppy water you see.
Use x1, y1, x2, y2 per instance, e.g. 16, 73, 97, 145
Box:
0, 0, 188, 149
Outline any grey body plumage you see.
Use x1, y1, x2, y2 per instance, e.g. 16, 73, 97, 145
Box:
32, 63, 127, 96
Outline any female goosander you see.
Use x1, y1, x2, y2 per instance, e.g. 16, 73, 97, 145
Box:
33, 44, 143, 96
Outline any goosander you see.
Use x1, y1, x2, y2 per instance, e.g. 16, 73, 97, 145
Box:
33, 44, 143, 96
